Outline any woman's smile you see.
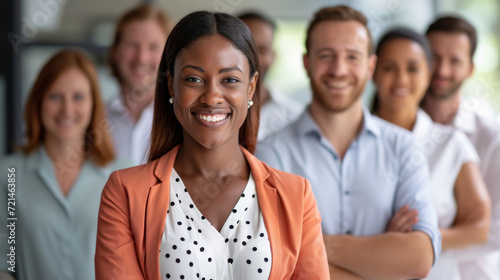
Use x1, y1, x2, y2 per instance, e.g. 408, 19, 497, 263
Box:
194, 112, 230, 127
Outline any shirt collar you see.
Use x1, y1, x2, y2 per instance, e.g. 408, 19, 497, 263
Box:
108, 94, 155, 118
412, 109, 433, 140
108, 95, 128, 114
30, 146, 107, 177
361, 106, 381, 137
267, 87, 286, 104
296, 106, 380, 139
453, 102, 476, 134
294, 107, 323, 140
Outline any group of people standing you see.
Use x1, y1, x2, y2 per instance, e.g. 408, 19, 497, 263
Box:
0, 3, 499, 280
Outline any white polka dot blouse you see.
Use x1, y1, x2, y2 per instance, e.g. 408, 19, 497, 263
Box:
159, 168, 272, 279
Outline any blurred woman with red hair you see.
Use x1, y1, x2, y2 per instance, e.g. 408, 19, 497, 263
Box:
0, 49, 127, 280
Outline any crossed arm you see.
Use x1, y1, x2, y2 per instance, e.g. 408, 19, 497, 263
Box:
440, 163, 490, 249
324, 231, 434, 280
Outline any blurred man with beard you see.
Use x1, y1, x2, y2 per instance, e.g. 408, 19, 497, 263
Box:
256, 5, 440, 279
422, 16, 500, 280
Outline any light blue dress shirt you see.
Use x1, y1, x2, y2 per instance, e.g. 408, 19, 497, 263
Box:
0, 148, 128, 280
256, 108, 441, 260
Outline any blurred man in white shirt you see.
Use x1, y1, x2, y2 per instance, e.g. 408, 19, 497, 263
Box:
106, 4, 170, 165
422, 16, 500, 280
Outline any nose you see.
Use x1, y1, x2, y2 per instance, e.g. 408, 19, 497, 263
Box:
328, 56, 348, 77
61, 96, 73, 116
434, 58, 450, 78
135, 45, 150, 65
199, 80, 224, 106
396, 69, 409, 87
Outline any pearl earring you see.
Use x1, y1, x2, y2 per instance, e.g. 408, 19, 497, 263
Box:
247, 99, 254, 108
169, 97, 174, 104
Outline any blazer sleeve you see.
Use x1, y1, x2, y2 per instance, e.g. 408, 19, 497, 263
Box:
292, 178, 330, 279
95, 171, 144, 280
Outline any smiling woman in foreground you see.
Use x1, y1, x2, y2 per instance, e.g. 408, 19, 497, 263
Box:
94, 11, 329, 280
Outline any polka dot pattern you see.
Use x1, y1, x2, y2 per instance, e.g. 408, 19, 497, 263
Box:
159, 169, 271, 279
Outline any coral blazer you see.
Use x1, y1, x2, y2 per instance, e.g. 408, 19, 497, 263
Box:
95, 145, 329, 280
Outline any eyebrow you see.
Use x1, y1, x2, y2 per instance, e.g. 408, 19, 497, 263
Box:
181, 65, 243, 74
314, 48, 333, 55
182, 65, 205, 72
219, 67, 243, 74
348, 49, 363, 56
381, 58, 421, 63
314, 47, 363, 56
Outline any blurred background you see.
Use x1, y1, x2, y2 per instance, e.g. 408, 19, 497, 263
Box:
1, 0, 499, 156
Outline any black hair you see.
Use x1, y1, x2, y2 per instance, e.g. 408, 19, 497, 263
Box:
149, 11, 261, 161
377, 27, 432, 69
372, 27, 432, 112
237, 11, 277, 32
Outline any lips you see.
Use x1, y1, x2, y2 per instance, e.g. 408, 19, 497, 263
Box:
56, 118, 76, 128
391, 87, 410, 96
132, 64, 152, 73
129, 65, 156, 80
432, 77, 450, 87
326, 81, 350, 89
322, 77, 352, 92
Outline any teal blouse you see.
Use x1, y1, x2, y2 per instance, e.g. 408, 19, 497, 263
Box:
0, 148, 128, 280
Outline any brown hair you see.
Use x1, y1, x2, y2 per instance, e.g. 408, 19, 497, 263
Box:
426, 16, 477, 60
148, 11, 260, 162
305, 5, 373, 54
108, 4, 171, 84
22, 49, 115, 166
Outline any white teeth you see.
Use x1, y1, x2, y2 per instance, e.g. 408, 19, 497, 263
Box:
327, 81, 349, 88
57, 119, 75, 127
132, 66, 152, 75
196, 114, 227, 122
393, 88, 409, 96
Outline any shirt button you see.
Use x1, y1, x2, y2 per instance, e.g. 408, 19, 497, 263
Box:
344, 191, 350, 195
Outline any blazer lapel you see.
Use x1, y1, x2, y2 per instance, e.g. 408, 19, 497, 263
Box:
241, 147, 282, 279
144, 145, 180, 280
144, 182, 169, 280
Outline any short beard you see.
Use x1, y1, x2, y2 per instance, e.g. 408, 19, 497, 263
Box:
310, 80, 363, 113
427, 81, 463, 100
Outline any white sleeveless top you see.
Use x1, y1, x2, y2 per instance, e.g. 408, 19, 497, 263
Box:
159, 169, 272, 280
414, 110, 479, 280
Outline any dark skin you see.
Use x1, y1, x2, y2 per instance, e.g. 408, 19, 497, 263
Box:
173, 138, 250, 232
168, 34, 258, 231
